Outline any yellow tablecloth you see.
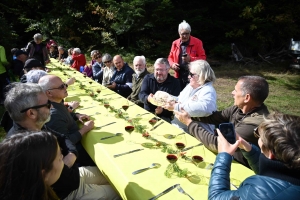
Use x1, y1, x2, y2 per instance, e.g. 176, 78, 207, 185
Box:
48, 59, 254, 200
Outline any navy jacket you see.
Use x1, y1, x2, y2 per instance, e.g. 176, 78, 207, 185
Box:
208, 145, 300, 200
139, 73, 181, 120
92, 62, 104, 83
110, 63, 134, 97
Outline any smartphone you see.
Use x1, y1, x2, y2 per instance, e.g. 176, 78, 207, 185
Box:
218, 123, 236, 144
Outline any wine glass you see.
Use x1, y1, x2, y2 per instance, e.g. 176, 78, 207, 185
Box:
148, 118, 157, 135
96, 88, 101, 95
125, 120, 135, 145
174, 133, 187, 159
165, 154, 178, 177
190, 145, 207, 168
103, 100, 110, 117
122, 99, 129, 113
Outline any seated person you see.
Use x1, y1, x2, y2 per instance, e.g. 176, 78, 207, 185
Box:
209, 112, 300, 199
71, 48, 86, 71
26, 69, 79, 112
49, 44, 59, 59
61, 48, 74, 66
139, 58, 181, 122
11, 50, 28, 78
101, 53, 115, 86
4, 83, 121, 200
58, 46, 68, 60
163, 60, 217, 133
83, 50, 99, 78
107, 55, 134, 97
20, 58, 46, 83
127, 55, 150, 107
39, 75, 95, 166
0, 131, 63, 200
92, 52, 104, 83
174, 76, 270, 167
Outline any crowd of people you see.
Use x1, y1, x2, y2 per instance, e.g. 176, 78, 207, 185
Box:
0, 20, 300, 199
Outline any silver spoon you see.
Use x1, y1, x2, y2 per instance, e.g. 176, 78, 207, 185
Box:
100, 133, 123, 140
132, 163, 161, 175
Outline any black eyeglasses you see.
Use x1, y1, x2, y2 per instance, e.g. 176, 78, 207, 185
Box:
48, 83, 68, 90
188, 71, 197, 78
254, 127, 260, 138
104, 60, 111, 64
20, 100, 52, 113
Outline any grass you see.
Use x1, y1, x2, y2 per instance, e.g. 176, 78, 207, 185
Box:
1, 60, 299, 140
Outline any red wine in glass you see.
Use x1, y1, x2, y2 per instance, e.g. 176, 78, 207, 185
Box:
104, 103, 110, 109
125, 126, 134, 133
89, 81, 93, 84
83, 75, 87, 78
122, 105, 129, 111
149, 119, 157, 126
192, 155, 203, 163
166, 154, 178, 163
96, 89, 101, 94
175, 142, 186, 150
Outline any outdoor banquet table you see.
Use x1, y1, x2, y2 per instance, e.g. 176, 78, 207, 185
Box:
48, 59, 254, 200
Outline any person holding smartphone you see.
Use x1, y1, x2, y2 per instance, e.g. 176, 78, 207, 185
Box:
174, 76, 270, 168
168, 20, 206, 89
209, 113, 300, 199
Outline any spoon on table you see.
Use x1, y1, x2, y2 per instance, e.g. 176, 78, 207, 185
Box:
132, 163, 161, 175
100, 133, 123, 140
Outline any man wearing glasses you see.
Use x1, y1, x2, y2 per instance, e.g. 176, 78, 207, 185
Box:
39, 75, 95, 166
168, 20, 206, 90
139, 58, 181, 122
4, 82, 120, 200
174, 76, 270, 168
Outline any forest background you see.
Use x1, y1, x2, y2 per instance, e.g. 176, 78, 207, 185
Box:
1, 0, 300, 60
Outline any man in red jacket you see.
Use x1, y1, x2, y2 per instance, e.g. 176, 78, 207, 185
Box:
168, 20, 206, 89
71, 48, 86, 71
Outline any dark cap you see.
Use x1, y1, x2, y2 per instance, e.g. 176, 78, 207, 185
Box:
24, 58, 44, 70
15, 50, 28, 57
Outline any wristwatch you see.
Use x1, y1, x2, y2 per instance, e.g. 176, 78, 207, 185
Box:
68, 106, 74, 111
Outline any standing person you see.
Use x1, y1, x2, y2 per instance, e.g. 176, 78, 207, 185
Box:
107, 55, 134, 98
209, 113, 300, 199
163, 60, 217, 133
174, 76, 270, 167
0, 45, 9, 104
25, 33, 50, 67
71, 48, 86, 71
127, 55, 150, 107
139, 58, 181, 122
0, 131, 64, 200
168, 20, 206, 89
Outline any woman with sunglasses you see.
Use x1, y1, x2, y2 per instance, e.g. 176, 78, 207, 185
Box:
0, 131, 64, 200
92, 52, 104, 83
209, 112, 300, 199
163, 60, 217, 134
101, 53, 115, 86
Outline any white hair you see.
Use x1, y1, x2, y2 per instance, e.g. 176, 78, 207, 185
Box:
26, 70, 47, 83
33, 33, 43, 40
73, 48, 81, 54
133, 55, 146, 66
178, 20, 191, 33
189, 60, 216, 85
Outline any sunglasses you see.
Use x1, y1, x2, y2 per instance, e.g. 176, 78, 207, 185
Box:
20, 100, 52, 113
48, 83, 68, 90
104, 60, 111, 64
253, 127, 260, 138
188, 71, 197, 78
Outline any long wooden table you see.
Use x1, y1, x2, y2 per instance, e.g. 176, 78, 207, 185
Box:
48, 59, 254, 200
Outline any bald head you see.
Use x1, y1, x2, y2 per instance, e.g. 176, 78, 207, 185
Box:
39, 75, 68, 102
113, 55, 125, 70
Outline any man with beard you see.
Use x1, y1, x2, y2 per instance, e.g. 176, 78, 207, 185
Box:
127, 55, 150, 107
107, 55, 134, 98
139, 58, 181, 122
4, 82, 120, 200
39, 75, 95, 166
